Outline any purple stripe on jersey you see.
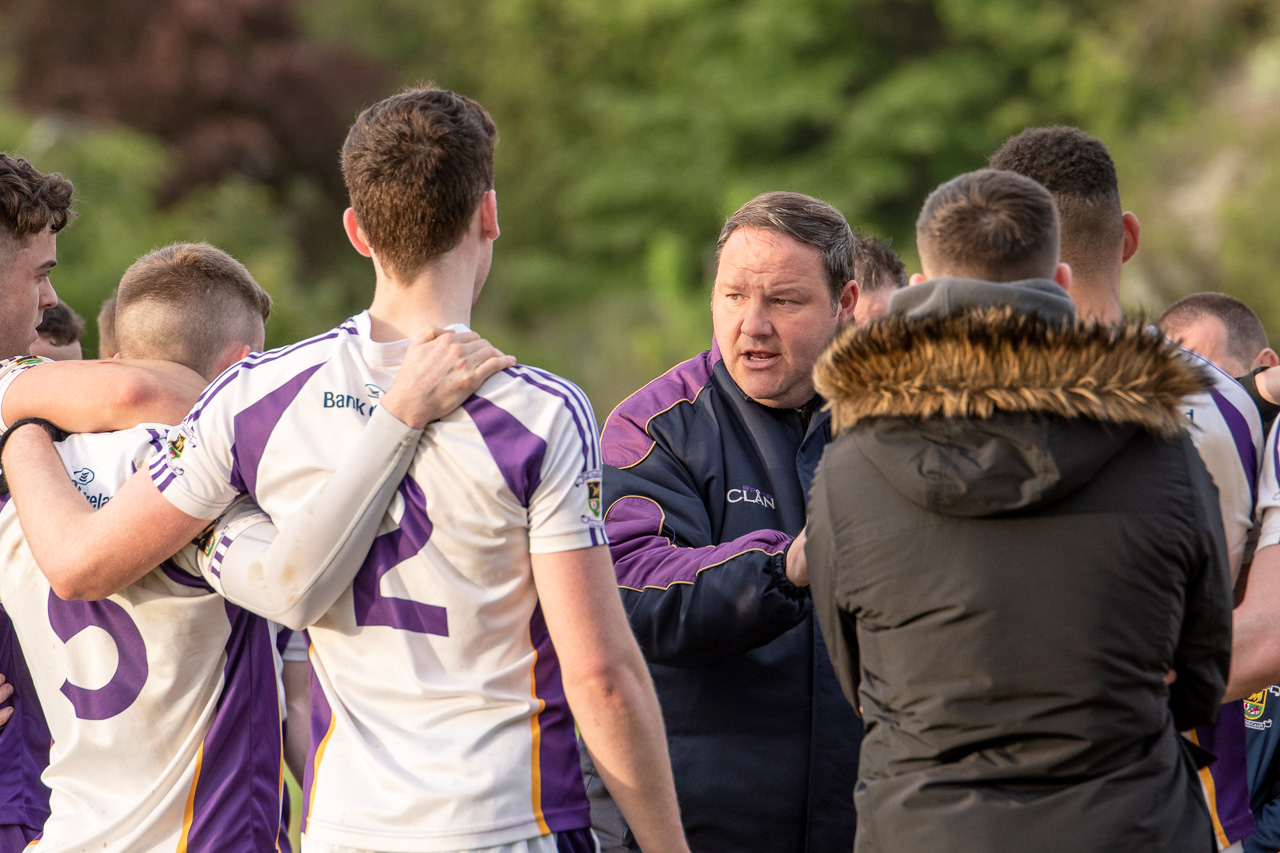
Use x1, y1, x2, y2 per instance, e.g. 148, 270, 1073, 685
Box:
230, 364, 324, 503
1194, 708, 1255, 843
462, 396, 548, 507
529, 604, 591, 832
607, 495, 790, 590
185, 324, 348, 426
184, 603, 283, 852
0, 606, 50, 829
1211, 388, 1260, 507
158, 558, 216, 592
508, 366, 600, 473
148, 453, 177, 494
302, 659, 332, 834
275, 628, 293, 656
601, 349, 718, 469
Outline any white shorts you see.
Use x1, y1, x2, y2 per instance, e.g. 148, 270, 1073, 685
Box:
302, 829, 601, 853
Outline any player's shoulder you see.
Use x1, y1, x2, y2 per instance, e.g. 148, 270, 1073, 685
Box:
1179, 346, 1263, 442
474, 363, 595, 423
186, 317, 363, 420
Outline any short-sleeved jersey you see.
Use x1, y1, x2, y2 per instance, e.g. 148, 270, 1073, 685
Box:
0, 426, 288, 853
150, 313, 606, 852
1180, 350, 1264, 848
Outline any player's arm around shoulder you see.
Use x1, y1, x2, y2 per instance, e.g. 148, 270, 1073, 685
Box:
531, 544, 689, 853
1, 358, 205, 432
1, 422, 209, 600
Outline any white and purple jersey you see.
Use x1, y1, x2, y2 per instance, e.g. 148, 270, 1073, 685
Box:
1180, 348, 1263, 584
1179, 348, 1264, 848
150, 312, 606, 852
0, 426, 288, 853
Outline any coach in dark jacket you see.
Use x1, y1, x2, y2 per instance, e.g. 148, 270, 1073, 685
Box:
591, 193, 863, 852
806, 169, 1230, 852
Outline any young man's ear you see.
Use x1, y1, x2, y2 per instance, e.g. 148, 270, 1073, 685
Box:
343, 208, 374, 258
1121, 211, 1140, 264
1052, 262, 1073, 293
479, 189, 500, 241
1255, 347, 1280, 370
908, 273, 927, 286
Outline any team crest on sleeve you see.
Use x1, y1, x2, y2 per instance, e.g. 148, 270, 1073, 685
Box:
587, 478, 602, 518
1246, 691, 1267, 719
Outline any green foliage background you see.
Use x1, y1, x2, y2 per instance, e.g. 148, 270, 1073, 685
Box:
2, 0, 1279, 420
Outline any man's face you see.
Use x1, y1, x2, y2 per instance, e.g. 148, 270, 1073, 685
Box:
0, 228, 59, 358
1169, 314, 1248, 376
712, 227, 855, 408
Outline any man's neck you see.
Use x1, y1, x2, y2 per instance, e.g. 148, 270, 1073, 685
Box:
366, 254, 478, 342
1070, 288, 1125, 327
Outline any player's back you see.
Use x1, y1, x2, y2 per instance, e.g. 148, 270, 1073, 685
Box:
0, 427, 286, 853
153, 313, 605, 851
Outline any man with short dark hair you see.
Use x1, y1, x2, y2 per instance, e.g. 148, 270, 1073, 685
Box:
808, 168, 1228, 852
850, 235, 907, 326
596, 190, 862, 851
1161, 292, 1280, 433
993, 126, 1262, 851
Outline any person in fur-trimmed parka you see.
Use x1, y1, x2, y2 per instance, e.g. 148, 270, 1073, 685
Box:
805, 169, 1230, 853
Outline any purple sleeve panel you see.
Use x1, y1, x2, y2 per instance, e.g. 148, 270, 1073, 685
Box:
601, 349, 719, 470
606, 495, 809, 666
608, 495, 790, 591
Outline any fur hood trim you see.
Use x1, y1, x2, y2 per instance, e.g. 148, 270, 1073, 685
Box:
814, 307, 1210, 437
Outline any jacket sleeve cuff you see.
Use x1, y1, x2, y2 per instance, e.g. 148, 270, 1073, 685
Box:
770, 546, 811, 601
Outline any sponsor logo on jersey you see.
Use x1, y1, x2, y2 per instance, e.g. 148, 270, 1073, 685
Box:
72, 467, 94, 486
167, 433, 186, 459
587, 478, 602, 518
365, 383, 384, 399
323, 391, 374, 416
728, 485, 775, 509
1245, 691, 1267, 720
12, 356, 42, 369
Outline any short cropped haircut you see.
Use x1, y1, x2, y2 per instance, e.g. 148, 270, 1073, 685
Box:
342, 86, 498, 283
988, 126, 1122, 279
853, 235, 908, 294
916, 169, 1060, 283
115, 243, 272, 378
715, 191, 855, 306
36, 301, 85, 347
1159, 292, 1270, 371
0, 153, 75, 244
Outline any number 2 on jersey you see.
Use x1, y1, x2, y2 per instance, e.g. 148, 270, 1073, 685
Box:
353, 478, 449, 635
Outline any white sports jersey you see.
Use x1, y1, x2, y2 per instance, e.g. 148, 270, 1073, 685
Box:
0, 426, 288, 852
150, 312, 607, 852
1179, 348, 1263, 583
1252, 418, 1280, 549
